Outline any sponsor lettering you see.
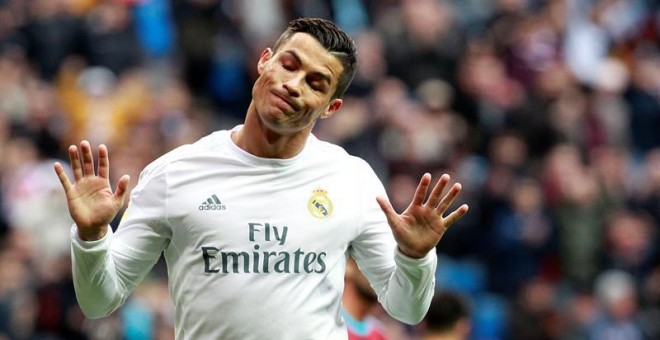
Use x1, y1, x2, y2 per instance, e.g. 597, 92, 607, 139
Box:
201, 221, 326, 274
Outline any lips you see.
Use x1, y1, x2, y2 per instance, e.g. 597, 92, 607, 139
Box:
271, 91, 299, 111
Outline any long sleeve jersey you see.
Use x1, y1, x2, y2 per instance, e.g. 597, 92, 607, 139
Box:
70, 127, 437, 339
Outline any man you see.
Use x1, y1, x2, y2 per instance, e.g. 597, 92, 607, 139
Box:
419, 292, 471, 340
342, 258, 389, 340
54, 18, 469, 339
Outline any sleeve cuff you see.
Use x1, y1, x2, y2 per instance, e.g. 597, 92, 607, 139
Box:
394, 247, 437, 267
71, 224, 113, 251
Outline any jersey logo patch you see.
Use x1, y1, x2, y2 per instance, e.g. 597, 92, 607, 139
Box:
199, 194, 226, 211
307, 189, 333, 219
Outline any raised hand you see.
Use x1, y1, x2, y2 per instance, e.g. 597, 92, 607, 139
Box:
376, 173, 469, 259
54, 141, 130, 241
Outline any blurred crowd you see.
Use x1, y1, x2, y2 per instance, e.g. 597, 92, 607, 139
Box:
0, 0, 658, 339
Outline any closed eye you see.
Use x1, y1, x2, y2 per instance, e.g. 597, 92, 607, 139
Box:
307, 76, 328, 93
282, 60, 296, 71
309, 82, 325, 92
281, 55, 298, 71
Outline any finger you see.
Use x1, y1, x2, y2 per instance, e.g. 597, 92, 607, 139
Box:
68, 145, 83, 181
376, 196, 397, 226
426, 174, 450, 208
114, 174, 131, 204
54, 162, 72, 192
80, 140, 95, 177
411, 173, 432, 206
98, 144, 109, 179
443, 204, 469, 228
436, 183, 462, 214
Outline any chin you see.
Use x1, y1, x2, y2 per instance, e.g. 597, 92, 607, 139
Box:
258, 114, 297, 132
259, 116, 293, 134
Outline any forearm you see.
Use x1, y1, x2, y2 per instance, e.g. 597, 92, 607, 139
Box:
379, 248, 437, 325
70, 225, 127, 318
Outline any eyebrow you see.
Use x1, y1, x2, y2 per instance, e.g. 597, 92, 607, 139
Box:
284, 50, 333, 86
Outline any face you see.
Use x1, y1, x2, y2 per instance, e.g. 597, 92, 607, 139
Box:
252, 33, 344, 135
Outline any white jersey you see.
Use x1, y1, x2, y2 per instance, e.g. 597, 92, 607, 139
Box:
70, 127, 437, 340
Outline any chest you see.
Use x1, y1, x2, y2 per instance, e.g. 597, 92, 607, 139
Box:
164, 164, 362, 254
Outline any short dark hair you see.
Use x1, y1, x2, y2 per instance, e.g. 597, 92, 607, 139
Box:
424, 292, 470, 333
273, 18, 357, 99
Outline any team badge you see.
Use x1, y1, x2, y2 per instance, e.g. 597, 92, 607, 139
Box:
307, 189, 333, 219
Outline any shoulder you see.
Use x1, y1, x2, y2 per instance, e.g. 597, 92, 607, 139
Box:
140, 130, 229, 178
308, 135, 373, 172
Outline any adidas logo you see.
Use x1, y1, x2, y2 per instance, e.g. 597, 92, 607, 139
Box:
199, 194, 226, 211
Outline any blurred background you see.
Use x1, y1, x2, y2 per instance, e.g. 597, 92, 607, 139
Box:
0, 0, 658, 339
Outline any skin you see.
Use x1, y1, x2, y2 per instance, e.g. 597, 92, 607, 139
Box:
232, 33, 344, 159
54, 32, 469, 258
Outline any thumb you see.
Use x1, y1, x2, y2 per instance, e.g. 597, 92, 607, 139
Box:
114, 175, 131, 205
376, 196, 397, 225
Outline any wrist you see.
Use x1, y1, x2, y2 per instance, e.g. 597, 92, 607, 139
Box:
397, 246, 428, 259
77, 225, 108, 241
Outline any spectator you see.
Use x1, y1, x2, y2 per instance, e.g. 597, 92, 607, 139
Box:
21, 0, 85, 80
588, 270, 644, 340
603, 209, 657, 282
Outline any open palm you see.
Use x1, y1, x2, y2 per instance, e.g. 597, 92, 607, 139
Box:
376, 173, 468, 259
54, 141, 130, 241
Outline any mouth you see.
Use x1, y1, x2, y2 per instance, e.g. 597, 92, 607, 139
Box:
271, 91, 298, 111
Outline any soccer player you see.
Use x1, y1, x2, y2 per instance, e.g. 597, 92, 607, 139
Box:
419, 291, 472, 340
54, 18, 469, 339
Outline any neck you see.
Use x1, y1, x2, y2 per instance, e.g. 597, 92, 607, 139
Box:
422, 320, 470, 340
233, 102, 312, 159
341, 286, 373, 321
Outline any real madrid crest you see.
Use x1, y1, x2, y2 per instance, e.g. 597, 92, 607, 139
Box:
307, 189, 333, 219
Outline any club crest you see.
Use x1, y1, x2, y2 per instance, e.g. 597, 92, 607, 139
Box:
307, 189, 333, 219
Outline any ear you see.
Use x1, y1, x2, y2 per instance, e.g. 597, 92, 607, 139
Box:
257, 48, 273, 75
320, 99, 343, 119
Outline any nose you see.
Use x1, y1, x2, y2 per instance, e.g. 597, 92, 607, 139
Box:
283, 75, 303, 97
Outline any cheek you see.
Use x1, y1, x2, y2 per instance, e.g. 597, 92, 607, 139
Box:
253, 76, 272, 99
255, 68, 275, 86
305, 106, 327, 122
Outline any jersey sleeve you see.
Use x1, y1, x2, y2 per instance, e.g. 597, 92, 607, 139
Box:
348, 164, 437, 325
70, 164, 172, 318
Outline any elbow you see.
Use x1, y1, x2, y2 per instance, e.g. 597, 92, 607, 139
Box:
79, 304, 114, 319
382, 292, 432, 325
407, 313, 426, 325
72, 278, 125, 319
384, 301, 428, 325
393, 311, 426, 326
74, 289, 123, 319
